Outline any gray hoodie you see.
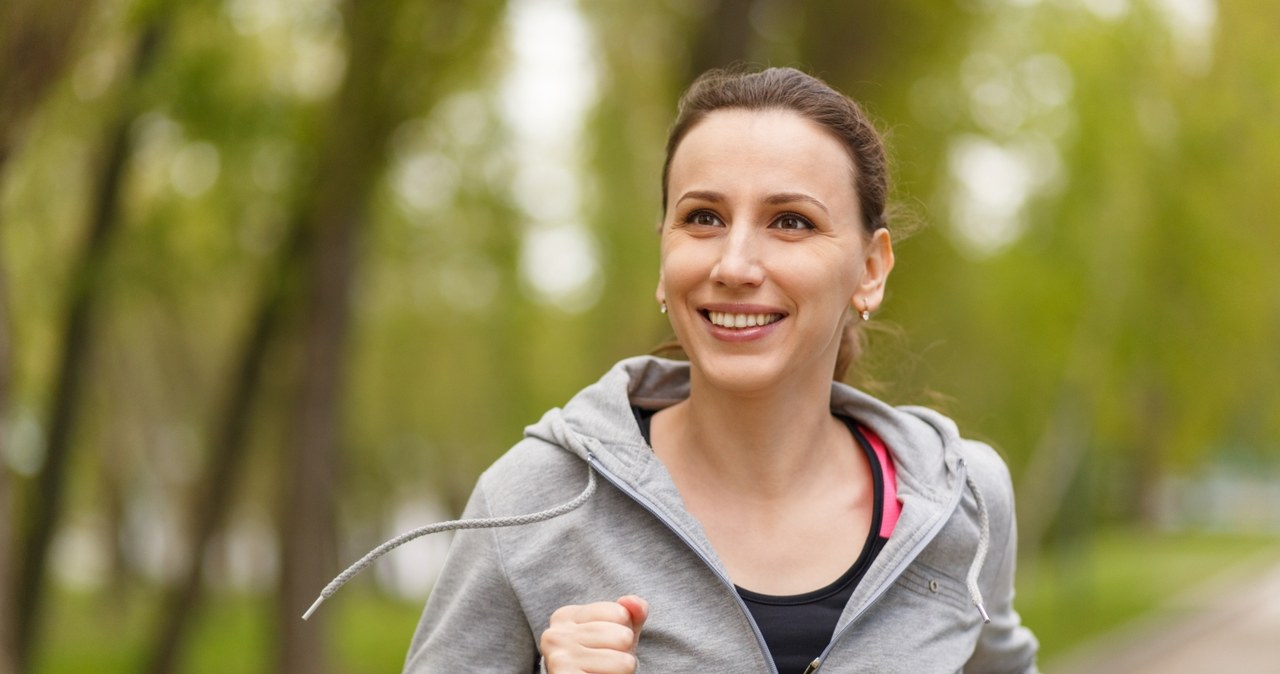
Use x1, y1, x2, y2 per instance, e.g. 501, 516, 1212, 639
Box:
395, 356, 1038, 673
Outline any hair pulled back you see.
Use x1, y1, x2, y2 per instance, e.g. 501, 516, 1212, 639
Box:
659, 67, 892, 381
662, 67, 890, 236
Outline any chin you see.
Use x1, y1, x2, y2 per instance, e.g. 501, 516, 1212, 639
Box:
689, 353, 800, 396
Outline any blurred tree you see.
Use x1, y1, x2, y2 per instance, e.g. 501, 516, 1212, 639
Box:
142, 226, 306, 674
9, 5, 170, 671
274, 2, 507, 672
0, 234, 11, 674
0, 2, 96, 671
0, 0, 94, 172
882, 0, 1280, 548
686, 0, 755, 75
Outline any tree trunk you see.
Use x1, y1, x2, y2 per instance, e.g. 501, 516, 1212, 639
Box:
12, 108, 126, 674
685, 0, 756, 77
272, 1, 508, 669
0, 0, 94, 170
10, 17, 165, 672
0, 3, 95, 671
1013, 386, 1091, 554
141, 226, 306, 674
274, 4, 394, 670
277, 193, 360, 674
0, 245, 15, 674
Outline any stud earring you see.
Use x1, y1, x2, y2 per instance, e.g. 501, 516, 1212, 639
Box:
856, 301, 870, 321
659, 301, 667, 314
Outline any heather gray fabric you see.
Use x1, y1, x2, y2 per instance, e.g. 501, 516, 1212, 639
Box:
403, 356, 1039, 673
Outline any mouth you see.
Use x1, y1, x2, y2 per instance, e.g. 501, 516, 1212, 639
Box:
701, 310, 785, 329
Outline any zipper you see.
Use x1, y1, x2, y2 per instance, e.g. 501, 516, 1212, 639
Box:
808, 458, 970, 670
586, 452, 780, 674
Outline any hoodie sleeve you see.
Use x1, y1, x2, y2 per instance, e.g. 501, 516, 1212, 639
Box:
402, 479, 541, 673
963, 443, 1040, 674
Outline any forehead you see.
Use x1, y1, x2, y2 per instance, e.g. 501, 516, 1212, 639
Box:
668, 109, 857, 202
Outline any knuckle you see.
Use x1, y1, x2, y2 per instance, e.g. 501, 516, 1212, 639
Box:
549, 605, 576, 623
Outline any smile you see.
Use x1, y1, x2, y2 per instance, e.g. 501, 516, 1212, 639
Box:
704, 311, 784, 329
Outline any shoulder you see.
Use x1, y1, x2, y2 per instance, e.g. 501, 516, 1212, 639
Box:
887, 404, 1019, 530
473, 434, 590, 515
954, 437, 1016, 521
956, 438, 1014, 491
895, 404, 1014, 494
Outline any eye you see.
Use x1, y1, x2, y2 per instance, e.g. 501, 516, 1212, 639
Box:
772, 213, 815, 231
683, 209, 724, 227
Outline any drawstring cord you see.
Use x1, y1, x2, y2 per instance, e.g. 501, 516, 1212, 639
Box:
302, 466, 597, 620
964, 474, 992, 624
303, 458, 992, 624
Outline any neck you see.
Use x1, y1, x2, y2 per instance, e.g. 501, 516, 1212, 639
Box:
654, 366, 849, 499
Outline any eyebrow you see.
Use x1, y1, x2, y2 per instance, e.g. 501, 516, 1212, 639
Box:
675, 190, 725, 206
764, 192, 830, 216
675, 190, 831, 216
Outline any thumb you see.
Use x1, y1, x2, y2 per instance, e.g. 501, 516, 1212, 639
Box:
615, 595, 649, 649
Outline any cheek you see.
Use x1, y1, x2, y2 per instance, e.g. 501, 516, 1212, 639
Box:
658, 241, 710, 292
781, 248, 859, 294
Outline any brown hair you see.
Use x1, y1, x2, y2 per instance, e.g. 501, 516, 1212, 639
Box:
657, 66, 892, 381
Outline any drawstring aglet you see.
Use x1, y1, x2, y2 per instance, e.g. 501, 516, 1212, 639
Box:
302, 594, 327, 621
975, 601, 991, 624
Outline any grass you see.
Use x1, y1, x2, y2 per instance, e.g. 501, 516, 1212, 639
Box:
1015, 528, 1280, 666
29, 528, 1280, 672
32, 587, 424, 674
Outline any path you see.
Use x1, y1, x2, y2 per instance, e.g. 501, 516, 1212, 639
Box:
1048, 554, 1280, 673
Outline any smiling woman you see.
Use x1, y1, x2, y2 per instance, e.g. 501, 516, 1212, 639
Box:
656, 107, 890, 397
658, 68, 894, 384
314, 66, 1039, 674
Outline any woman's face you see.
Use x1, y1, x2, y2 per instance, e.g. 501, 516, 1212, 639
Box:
657, 109, 893, 395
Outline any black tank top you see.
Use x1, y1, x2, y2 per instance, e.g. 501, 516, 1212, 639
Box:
633, 408, 888, 674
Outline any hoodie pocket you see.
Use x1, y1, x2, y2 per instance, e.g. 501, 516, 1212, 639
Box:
895, 559, 971, 612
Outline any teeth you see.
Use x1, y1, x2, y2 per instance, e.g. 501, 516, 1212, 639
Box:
708, 311, 782, 328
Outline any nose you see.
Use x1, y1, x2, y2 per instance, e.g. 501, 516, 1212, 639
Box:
710, 225, 765, 288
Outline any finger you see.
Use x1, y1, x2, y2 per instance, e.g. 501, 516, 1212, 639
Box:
553, 600, 634, 628
540, 621, 638, 674
543, 613, 636, 651
544, 646, 637, 674
615, 595, 649, 640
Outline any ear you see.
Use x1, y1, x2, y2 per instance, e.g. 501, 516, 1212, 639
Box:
853, 228, 894, 312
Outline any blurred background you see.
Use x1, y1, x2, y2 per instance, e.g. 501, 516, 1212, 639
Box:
2, 0, 1278, 672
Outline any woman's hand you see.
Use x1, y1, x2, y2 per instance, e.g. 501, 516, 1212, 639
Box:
540, 595, 649, 674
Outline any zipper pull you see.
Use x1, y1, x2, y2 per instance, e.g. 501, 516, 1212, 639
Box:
802, 658, 821, 673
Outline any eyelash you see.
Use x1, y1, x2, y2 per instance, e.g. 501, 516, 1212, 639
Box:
683, 210, 723, 227
679, 210, 816, 231
772, 213, 815, 231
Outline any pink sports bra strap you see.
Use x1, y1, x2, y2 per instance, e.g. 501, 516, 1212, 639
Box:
861, 426, 901, 538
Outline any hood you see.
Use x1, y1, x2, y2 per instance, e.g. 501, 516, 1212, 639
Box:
529, 356, 963, 490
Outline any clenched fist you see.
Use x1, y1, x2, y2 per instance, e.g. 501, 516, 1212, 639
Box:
540, 595, 649, 674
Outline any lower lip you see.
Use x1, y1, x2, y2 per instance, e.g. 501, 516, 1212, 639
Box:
702, 314, 784, 342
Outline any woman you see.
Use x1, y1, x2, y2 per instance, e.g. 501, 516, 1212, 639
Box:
314, 66, 1038, 673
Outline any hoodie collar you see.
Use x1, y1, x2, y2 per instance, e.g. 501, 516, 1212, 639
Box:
537, 355, 964, 496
